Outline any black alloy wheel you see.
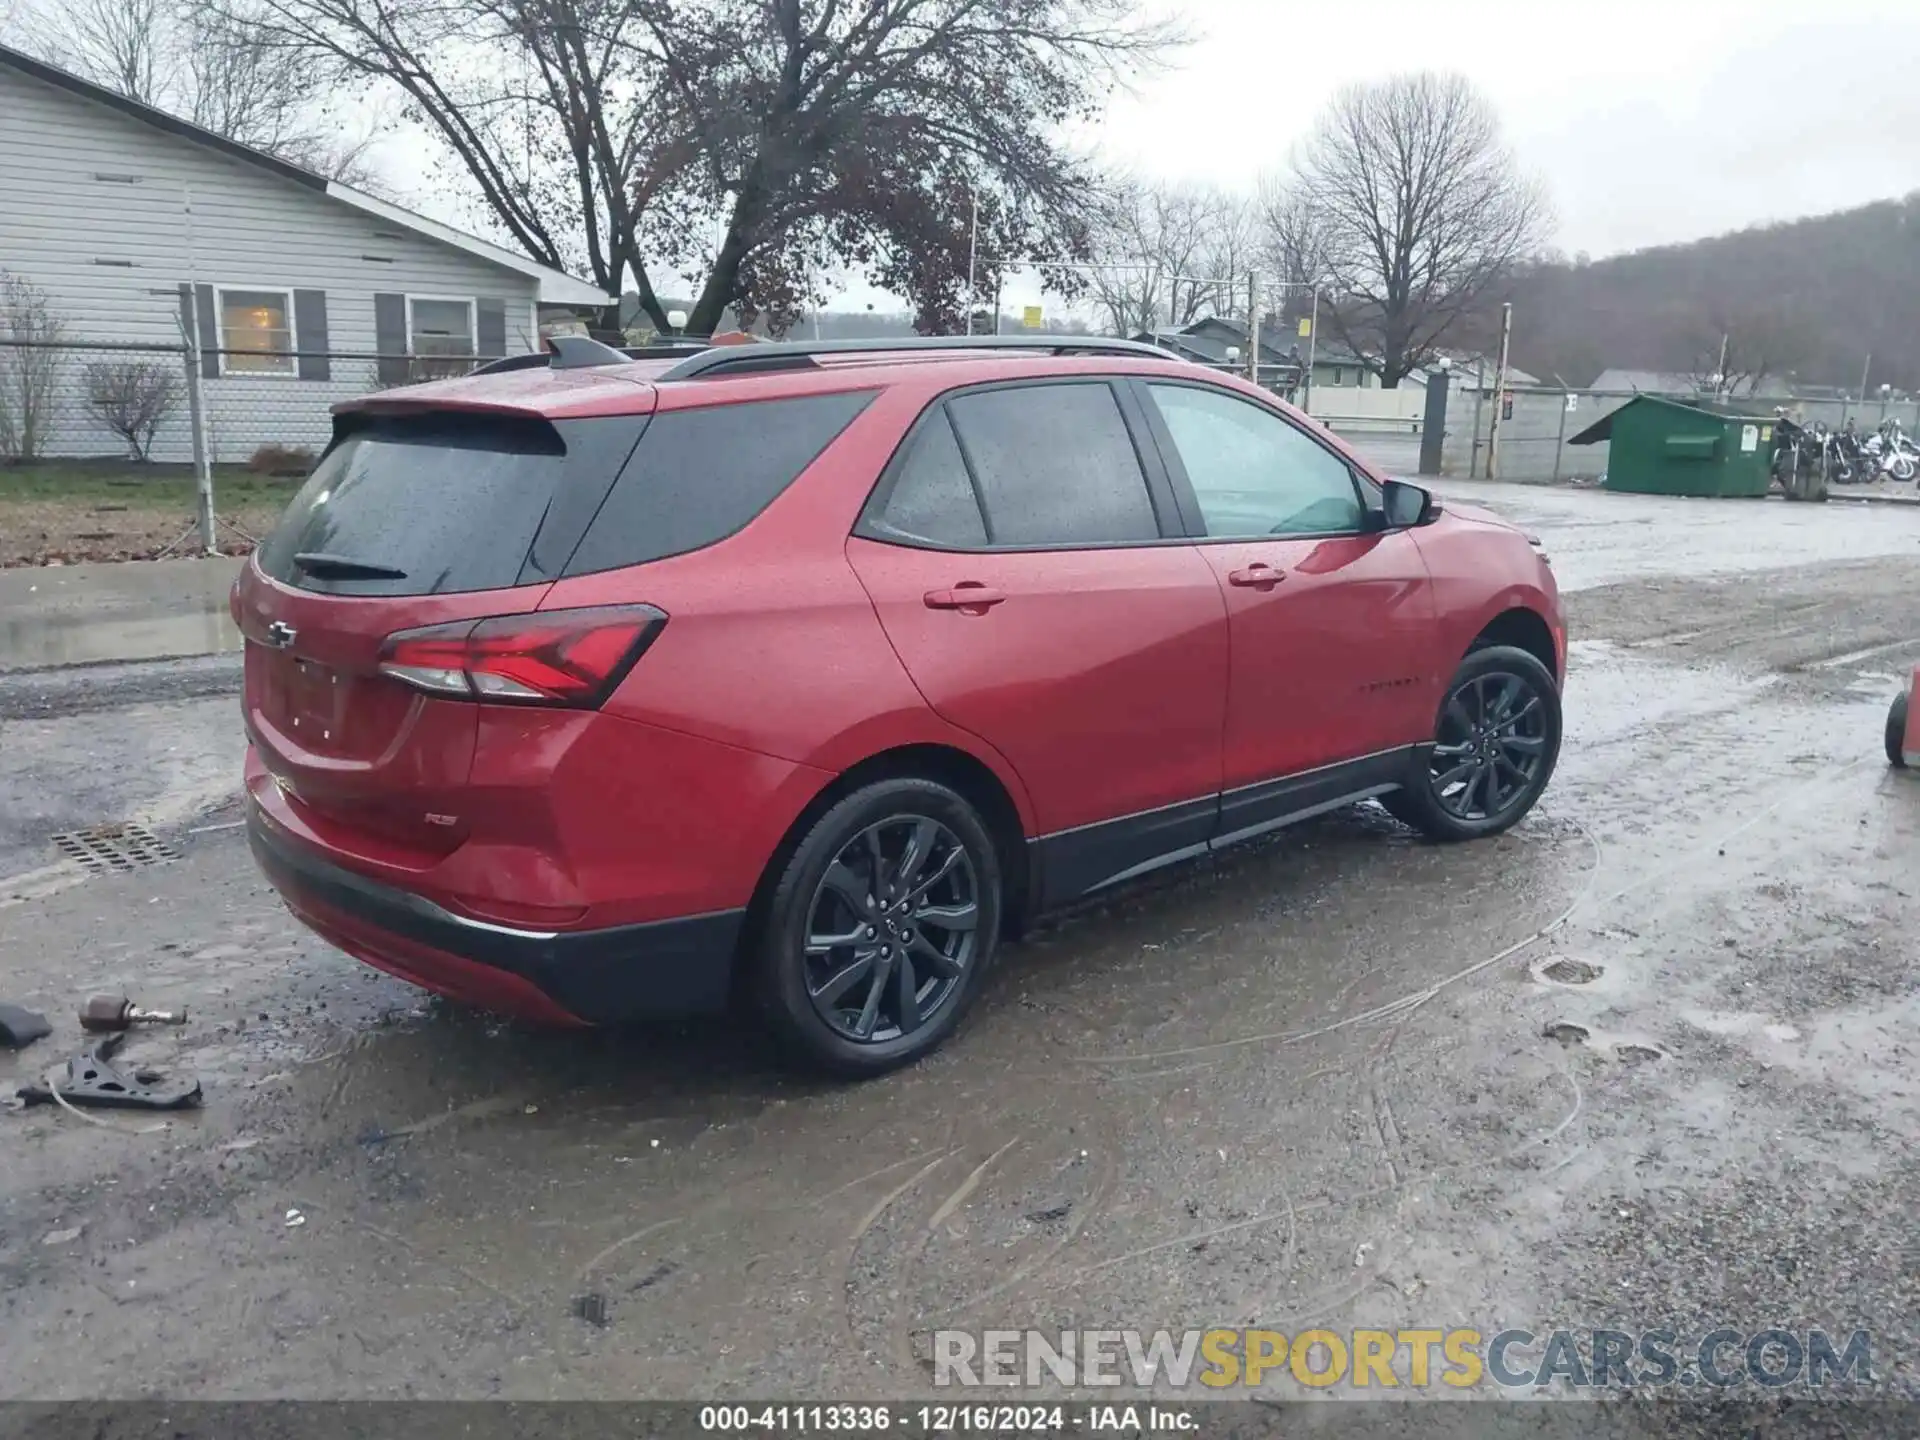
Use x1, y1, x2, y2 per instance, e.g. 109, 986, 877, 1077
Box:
1429, 670, 1551, 822
1382, 645, 1563, 842
802, 816, 979, 1044
754, 777, 1001, 1076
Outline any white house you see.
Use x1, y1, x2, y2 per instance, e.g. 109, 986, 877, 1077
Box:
0, 42, 611, 463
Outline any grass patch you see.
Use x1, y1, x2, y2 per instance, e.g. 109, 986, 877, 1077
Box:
0, 459, 304, 566
0, 459, 301, 507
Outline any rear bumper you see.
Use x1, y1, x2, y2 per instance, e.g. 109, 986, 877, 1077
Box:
248, 804, 742, 1023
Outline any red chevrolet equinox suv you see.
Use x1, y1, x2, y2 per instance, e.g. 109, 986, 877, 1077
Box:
238, 335, 1565, 1075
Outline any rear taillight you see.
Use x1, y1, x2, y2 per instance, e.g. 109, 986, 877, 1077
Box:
377, 604, 667, 708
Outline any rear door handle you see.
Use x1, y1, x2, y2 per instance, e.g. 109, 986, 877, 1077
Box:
1227, 564, 1287, 589
924, 584, 1006, 611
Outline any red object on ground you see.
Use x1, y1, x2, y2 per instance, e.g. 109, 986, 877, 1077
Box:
1905, 666, 1920, 765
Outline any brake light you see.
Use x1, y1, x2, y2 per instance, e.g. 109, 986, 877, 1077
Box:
377, 604, 667, 707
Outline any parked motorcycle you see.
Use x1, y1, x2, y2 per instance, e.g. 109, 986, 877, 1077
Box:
1860, 420, 1919, 481
1771, 414, 1827, 501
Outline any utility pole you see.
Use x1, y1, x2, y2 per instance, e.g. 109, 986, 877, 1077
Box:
1859, 352, 1873, 402
1246, 271, 1261, 384
1303, 287, 1320, 412
1715, 334, 1729, 399
1486, 302, 1513, 481
964, 189, 979, 337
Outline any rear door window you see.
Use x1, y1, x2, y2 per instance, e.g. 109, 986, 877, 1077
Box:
563, 391, 874, 576
944, 382, 1160, 546
256, 413, 590, 596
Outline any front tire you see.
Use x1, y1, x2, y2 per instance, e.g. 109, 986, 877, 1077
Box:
752, 777, 1001, 1077
1889, 691, 1910, 769
1384, 645, 1563, 841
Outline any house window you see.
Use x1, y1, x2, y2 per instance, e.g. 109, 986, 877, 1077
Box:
408, 297, 476, 357
1332, 367, 1345, 386
218, 289, 295, 375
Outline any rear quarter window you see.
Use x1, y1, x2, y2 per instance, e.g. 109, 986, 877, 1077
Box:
562, 390, 875, 576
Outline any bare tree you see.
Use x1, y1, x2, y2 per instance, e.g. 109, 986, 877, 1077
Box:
1190, 189, 1257, 322
1083, 179, 1258, 336
1679, 302, 1815, 397
1274, 72, 1549, 387
17, 0, 382, 183
83, 360, 180, 460
216, 0, 1178, 334
1084, 180, 1197, 335
1255, 176, 1328, 329
0, 270, 67, 463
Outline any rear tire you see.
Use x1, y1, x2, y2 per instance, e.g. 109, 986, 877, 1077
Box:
1889, 691, 1910, 769
751, 777, 1000, 1077
1387, 645, 1563, 842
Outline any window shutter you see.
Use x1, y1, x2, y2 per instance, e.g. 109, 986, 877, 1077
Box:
476, 298, 507, 360
293, 291, 330, 381
374, 292, 408, 384
194, 284, 219, 379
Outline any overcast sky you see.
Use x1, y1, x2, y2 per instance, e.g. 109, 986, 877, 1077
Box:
816, 0, 1920, 314
345, 0, 1920, 314
1103, 0, 1920, 260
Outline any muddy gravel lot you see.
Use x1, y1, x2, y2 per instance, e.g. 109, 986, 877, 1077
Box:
2, 483, 1918, 1427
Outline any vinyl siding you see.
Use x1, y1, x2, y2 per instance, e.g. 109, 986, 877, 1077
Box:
0, 64, 542, 462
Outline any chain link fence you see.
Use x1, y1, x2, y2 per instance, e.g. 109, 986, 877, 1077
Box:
0, 337, 494, 564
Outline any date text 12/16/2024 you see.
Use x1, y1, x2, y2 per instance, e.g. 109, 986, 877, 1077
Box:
699, 1405, 1196, 1433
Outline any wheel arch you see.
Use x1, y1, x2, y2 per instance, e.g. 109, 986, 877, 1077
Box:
1468, 605, 1559, 683
740, 743, 1036, 978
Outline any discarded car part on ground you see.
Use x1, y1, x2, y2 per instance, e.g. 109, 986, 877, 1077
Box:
0, 1002, 52, 1049
79, 994, 189, 1033
19, 1032, 203, 1111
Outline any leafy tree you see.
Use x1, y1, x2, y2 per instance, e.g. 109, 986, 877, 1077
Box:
220, 0, 1176, 333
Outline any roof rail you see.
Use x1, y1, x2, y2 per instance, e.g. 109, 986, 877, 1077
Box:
654, 334, 1176, 382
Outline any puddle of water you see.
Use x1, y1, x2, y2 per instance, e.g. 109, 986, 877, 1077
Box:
0, 602, 240, 669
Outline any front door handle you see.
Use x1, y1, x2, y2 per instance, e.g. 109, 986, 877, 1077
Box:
924, 583, 1006, 612
1227, 563, 1287, 589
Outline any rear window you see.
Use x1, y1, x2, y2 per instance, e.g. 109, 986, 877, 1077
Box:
561, 391, 874, 576
257, 414, 580, 596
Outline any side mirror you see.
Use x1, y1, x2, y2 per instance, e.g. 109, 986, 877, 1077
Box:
1381, 478, 1438, 528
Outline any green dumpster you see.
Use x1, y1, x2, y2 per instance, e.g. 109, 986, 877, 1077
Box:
1569, 394, 1774, 497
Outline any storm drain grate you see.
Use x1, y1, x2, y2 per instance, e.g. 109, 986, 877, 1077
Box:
49, 823, 181, 874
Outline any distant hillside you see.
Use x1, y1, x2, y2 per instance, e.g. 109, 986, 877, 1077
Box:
1507, 194, 1920, 394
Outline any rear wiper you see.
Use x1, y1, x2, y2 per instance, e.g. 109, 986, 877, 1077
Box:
293, 552, 408, 580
